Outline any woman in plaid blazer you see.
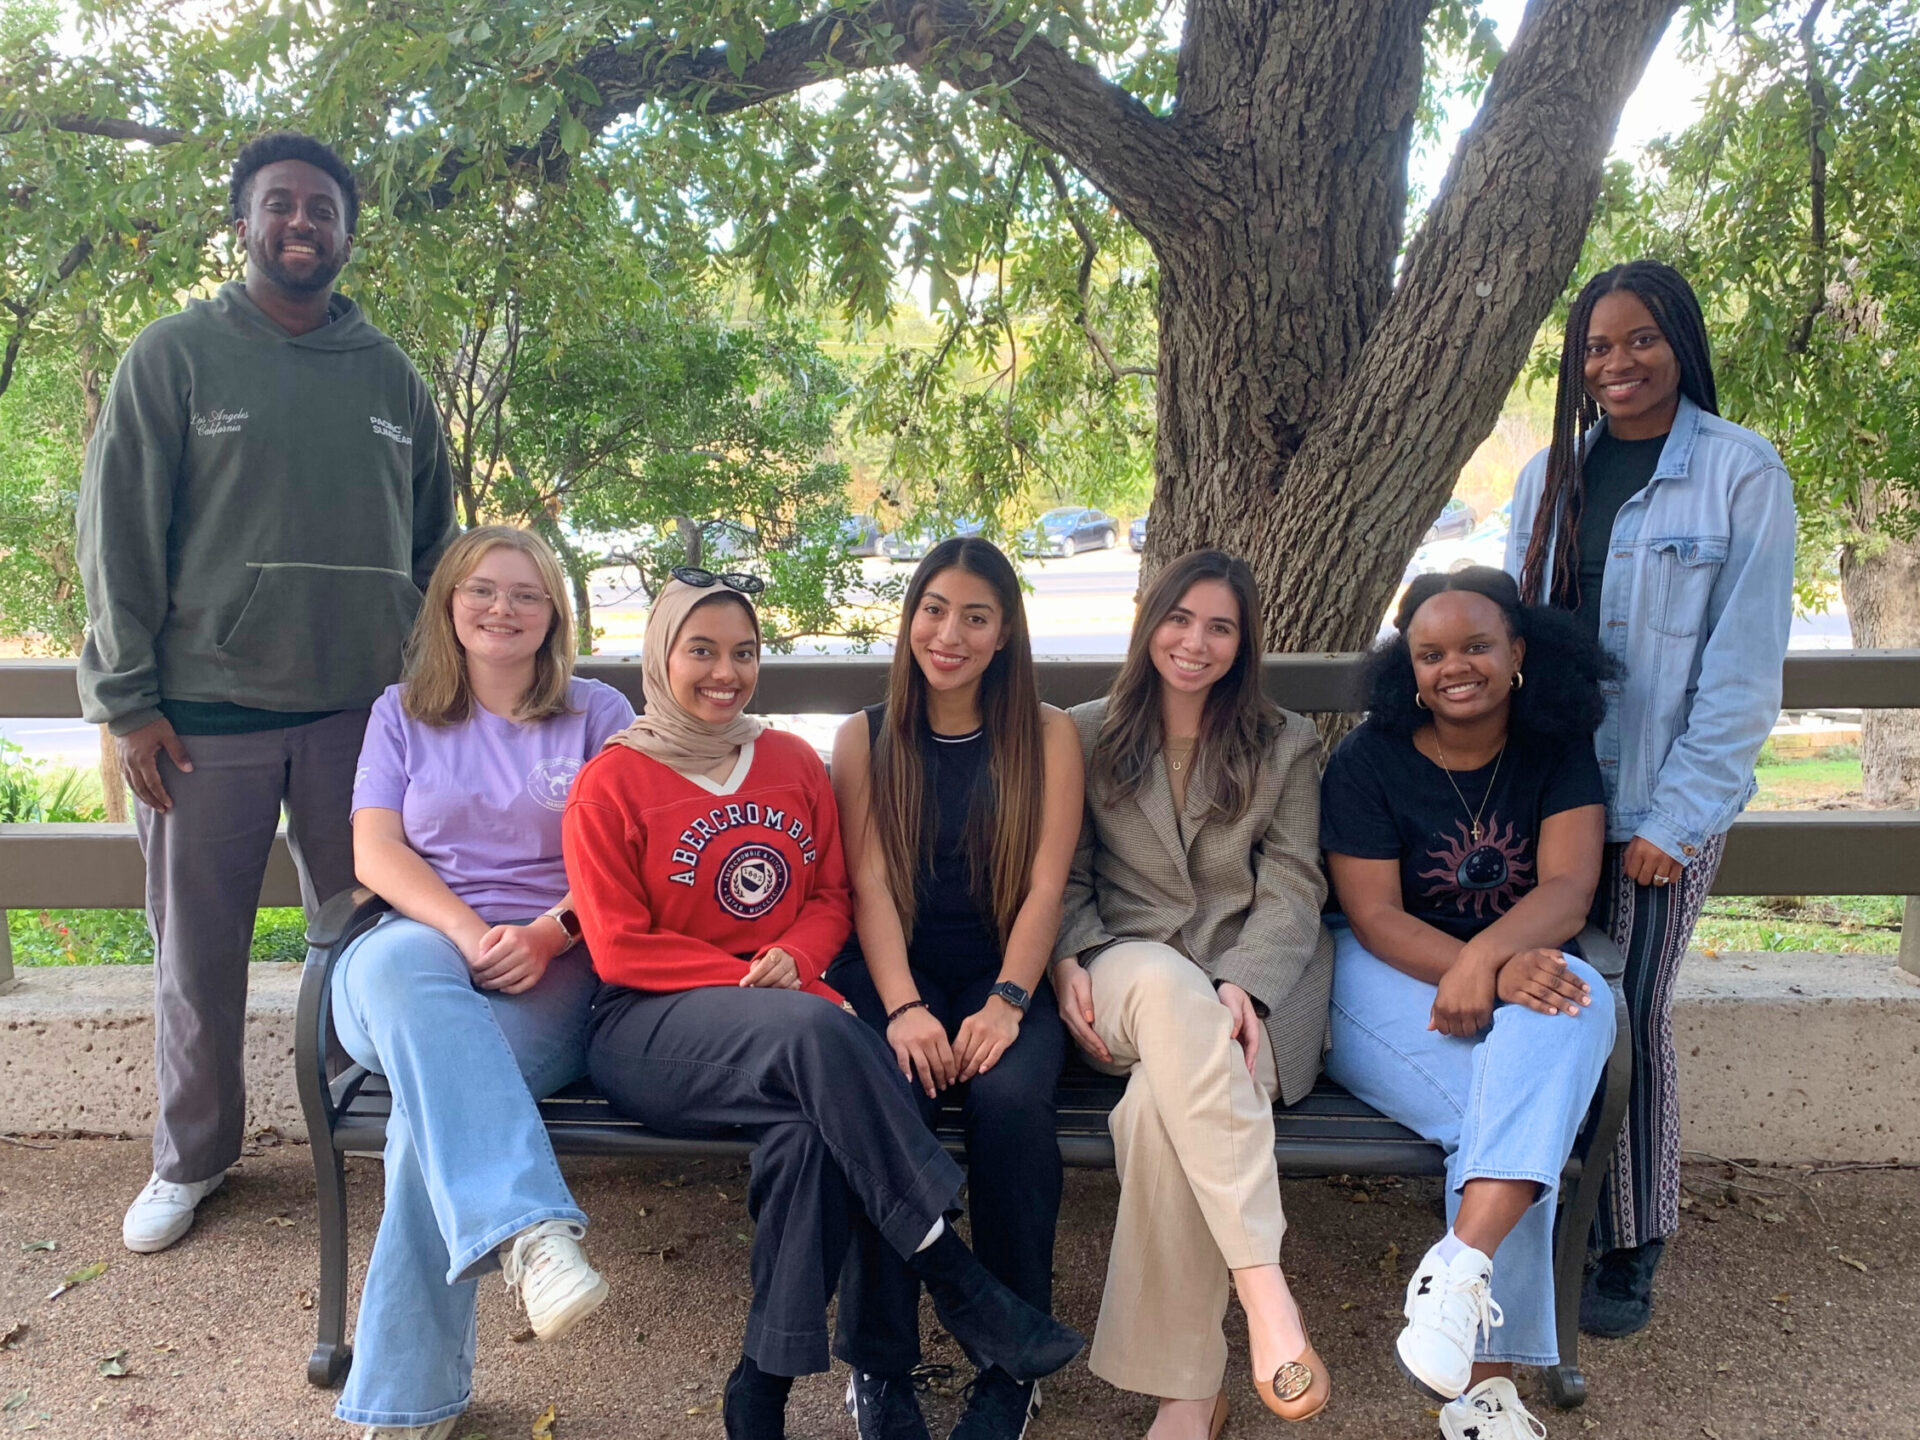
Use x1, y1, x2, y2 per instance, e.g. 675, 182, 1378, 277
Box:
1051, 550, 1335, 1437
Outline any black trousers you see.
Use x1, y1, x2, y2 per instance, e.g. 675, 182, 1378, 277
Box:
827, 958, 1066, 1375
586, 984, 964, 1376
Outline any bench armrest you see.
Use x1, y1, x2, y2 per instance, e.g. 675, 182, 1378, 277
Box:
295, 888, 391, 1134
1573, 923, 1625, 982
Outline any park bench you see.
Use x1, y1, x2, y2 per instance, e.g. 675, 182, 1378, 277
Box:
296, 886, 1633, 1411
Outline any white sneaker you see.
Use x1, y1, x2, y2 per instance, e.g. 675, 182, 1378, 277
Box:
1395, 1240, 1503, 1402
501, 1220, 608, 1342
1439, 1377, 1548, 1439
122, 1171, 225, 1253
360, 1421, 458, 1440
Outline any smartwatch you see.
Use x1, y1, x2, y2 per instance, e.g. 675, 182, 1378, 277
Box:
543, 906, 583, 947
988, 980, 1031, 1012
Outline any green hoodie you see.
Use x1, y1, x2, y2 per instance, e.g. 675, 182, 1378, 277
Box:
77, 282, 457, 735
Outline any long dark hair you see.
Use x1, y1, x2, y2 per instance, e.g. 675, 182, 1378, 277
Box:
871, 537, 1044, 945
1091, 549, 1280, 824
1366, 567, 1611, 739
1520, 260, 1719, 609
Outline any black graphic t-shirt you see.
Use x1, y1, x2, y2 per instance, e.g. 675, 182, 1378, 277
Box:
1319, 720, 1605, 942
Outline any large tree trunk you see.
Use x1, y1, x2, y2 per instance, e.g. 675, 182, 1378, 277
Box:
1840, 483, 1920, 806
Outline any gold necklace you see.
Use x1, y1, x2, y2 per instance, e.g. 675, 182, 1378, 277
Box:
1430, 735, 1505, 844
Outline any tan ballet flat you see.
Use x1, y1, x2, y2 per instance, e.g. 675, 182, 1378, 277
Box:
1208, 1389, 1231, 1439
1254, 1342, 1330, 1422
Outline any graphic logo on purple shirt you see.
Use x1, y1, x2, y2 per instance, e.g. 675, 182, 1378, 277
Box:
527, 757, 584, 812
716, 844, 790, 920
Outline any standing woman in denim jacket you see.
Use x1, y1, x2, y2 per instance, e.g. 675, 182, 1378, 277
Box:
1506, 260, 1795, 1336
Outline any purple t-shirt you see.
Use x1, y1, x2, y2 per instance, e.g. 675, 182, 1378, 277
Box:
352, 677, 635, 923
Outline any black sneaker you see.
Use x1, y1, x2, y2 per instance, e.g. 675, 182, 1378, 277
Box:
844, 1369, 932, 1440
949, 1368, 1040, 1440
724, 1354, 791, 1440
1579, 1238, 1666, 1338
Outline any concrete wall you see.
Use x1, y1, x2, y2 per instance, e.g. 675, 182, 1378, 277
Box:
4, 953, 1918, 1163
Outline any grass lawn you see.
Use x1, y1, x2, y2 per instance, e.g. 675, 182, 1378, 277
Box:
7, 906, 310, 966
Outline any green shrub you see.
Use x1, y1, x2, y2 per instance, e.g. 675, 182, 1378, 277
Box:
0, 740, 107, 822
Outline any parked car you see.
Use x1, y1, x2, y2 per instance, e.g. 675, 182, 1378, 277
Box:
840, 514, 884, 558
1129, 515, 1148, 552
1021, 507, 1120, 558
1422, 496, 1477, 545
883, 516, 987, 562
1404, 501, 1512, 582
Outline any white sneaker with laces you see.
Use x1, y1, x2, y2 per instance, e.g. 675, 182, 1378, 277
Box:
1395, 1240, 1503, 1402
501, 1220, 608, 1342
359, 1421, 458, 1440
1439, 1376, 1548, 1439
122, 1171, 225, 1254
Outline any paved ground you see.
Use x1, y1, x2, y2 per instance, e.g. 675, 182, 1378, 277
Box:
2, 1138, 1916, 1439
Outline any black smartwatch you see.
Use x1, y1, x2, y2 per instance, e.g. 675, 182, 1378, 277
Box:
988, 980, 1031, 1012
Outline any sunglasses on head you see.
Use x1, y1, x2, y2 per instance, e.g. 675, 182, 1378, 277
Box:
672, 565, 765, 596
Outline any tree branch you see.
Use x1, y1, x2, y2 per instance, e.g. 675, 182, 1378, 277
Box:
1256, 0, 1684, 650
1789, 0, 1830, 356
1040, 155, 1157, 382
0, 235, 94, 402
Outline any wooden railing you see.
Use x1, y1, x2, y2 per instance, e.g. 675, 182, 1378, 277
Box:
5, 652, 1918, 987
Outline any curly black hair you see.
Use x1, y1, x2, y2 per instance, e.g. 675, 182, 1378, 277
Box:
229, 131, 360, 235
1365, 566, 1614, 740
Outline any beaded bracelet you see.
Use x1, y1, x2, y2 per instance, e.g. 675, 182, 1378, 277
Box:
887, 998, 931, 1024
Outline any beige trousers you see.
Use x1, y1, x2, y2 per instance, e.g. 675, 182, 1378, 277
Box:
1083, 941, 1284, 1400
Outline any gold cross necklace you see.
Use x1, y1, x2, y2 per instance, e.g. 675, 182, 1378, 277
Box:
1430, 734, 1506, 844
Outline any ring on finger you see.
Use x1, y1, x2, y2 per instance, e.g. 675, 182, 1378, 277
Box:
1653, 873, 1671, 886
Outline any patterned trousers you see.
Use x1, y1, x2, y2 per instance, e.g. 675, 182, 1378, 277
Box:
1591, 831, 1728, 1254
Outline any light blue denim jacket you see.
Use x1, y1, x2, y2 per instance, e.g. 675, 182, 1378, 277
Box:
1504, 397, 1796, 864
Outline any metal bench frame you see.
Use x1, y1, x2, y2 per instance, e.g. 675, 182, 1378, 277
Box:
296, 887, 1632, 1409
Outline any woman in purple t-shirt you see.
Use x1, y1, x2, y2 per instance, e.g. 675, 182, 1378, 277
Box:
327, 526, 634, 1437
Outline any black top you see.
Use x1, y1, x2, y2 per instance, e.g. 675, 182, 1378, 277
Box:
1320, 719, 1605, 942
864, 703, 1001, 981
1571, 430, 1666, 635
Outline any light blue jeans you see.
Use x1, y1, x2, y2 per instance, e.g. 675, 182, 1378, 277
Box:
328, 914, 597, 1427
1323, 924, 1615, 1365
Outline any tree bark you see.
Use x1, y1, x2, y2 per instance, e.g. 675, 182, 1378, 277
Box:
1839, 483, 1920, 807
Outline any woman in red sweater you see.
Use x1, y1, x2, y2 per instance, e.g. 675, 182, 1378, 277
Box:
563, 573, 1082, 1440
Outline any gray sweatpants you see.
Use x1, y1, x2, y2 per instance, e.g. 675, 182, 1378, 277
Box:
135, 709, 367, 1182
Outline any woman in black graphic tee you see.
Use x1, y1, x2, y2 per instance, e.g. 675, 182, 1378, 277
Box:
1319, 567, 1611, 1437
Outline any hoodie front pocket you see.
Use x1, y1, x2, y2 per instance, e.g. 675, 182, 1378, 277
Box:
217, 562, 422, 708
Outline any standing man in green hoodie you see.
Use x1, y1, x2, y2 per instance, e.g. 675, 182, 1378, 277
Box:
77, 131, 457, 1254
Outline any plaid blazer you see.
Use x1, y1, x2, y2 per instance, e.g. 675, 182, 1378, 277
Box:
1054, 698, 1334, 1104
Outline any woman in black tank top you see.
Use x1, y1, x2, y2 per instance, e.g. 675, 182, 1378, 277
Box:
828, 537, 1084, 1440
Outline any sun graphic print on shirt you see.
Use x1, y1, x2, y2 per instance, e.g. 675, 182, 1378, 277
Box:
1416, 815, 1535, 922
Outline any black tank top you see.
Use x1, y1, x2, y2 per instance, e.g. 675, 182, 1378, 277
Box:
865, 703, 1001, 981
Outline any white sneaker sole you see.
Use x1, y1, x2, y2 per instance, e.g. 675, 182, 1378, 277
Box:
1394, 1329, 1467, 1405
529, 1271, 609, 1342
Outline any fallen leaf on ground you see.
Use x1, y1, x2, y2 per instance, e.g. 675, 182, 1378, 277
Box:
1376, 1242, 1400, 1278
46, 1259, 108, 1300
1, 1390, 25, 1413
297, 1289, 315, 1310
1835, 1253, 1869, 1273
508, 1327, 537, 1344
1771, 1292, 1791, 1305
265, 1214, 295, 1228
0, 1322, 24, 1349
1703, 1426, 1724, 1439
530, 1401, 559, 1438
19, 1240, 55, 1253
95, 1350, 131, 1378
685, 1399, 721, 1417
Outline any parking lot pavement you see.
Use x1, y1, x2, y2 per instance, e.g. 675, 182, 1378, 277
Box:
3, 1138, 1915, 1438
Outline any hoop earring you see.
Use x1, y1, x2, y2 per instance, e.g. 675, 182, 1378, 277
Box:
1510, 671, 1524, 690
1414, 693, 1429, 710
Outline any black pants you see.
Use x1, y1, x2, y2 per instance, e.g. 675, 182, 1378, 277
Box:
828, 959, 1067, 1374
586, 984, 964, 1376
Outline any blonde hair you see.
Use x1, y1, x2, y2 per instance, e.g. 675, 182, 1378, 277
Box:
402, 526, 577, 725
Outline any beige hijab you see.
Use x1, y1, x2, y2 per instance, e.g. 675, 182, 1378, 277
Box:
604, 579, 764, 769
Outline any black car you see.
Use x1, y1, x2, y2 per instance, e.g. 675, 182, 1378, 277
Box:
1021, 507, 1120, 558
1423, 497, 1476, 545
1129, 515, 1148, 552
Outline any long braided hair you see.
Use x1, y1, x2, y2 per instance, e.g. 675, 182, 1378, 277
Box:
1519, 260, 1720, 609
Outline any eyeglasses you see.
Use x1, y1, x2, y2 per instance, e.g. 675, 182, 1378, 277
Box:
453, 580, 552, 613
671, 565, 765, 596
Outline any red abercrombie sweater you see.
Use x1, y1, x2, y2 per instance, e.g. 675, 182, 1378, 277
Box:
563, 729, 851, 998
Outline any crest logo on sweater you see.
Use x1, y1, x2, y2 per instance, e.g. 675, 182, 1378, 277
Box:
369, 416, 412, 445
716, 844, 789, 920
